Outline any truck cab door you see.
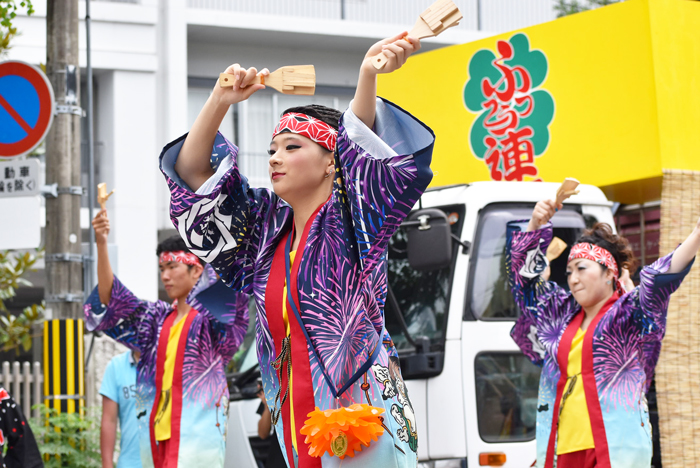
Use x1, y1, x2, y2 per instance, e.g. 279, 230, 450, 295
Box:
386, 204, 468, 464
462, 204, 588, 468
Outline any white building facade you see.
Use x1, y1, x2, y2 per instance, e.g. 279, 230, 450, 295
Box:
9, 0, 558, 405
11, 0, 558, 301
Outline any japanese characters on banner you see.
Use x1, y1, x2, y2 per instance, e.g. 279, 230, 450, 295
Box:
463, 34, 554, 182
376, 0, 700, 204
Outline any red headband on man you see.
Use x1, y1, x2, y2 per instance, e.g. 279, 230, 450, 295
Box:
159, 251, 200, 267
271, 112, 337, 152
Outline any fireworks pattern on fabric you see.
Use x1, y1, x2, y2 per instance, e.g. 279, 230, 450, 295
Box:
507, 223, 691, 466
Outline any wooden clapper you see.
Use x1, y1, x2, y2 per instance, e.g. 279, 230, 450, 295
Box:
97, 182, 114, 210
372, 0, 463, 70
219, 65, 315, 95
555, 178, 580, 206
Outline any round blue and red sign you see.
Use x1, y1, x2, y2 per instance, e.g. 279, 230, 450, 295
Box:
0, 60, 55, 159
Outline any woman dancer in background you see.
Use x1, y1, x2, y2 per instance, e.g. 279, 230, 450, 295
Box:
508, 199, 699, 468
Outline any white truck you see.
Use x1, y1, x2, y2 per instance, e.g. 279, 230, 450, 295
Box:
224, 181, 616, 468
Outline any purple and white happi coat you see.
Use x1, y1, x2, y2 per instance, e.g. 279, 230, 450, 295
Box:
84, 265, 249, 468
159, 98, 434, 467
507, 221, 694, 468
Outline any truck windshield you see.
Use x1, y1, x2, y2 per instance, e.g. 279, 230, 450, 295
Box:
467, 204, 587, 321
385, 205, 464, 352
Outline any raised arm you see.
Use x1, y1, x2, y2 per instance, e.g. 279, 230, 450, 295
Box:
507, 220, 570, 365
176, 65, 268, 191
527, 199, 562, 232
352, 32, 420, 130
85, 211, 156, 349
87, 209, 152, 333
508, 199, 577, 363
669, 216, 700, 273
93, 209, 114, 305
632, 219, 698, 343
336, 33, 433, 277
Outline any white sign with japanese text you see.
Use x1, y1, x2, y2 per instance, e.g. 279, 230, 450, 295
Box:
0, 158, 40, 198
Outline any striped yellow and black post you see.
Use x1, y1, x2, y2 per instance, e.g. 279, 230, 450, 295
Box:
43, 319, 85, 414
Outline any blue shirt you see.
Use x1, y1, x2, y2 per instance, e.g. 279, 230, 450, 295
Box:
100, 351, 142, 468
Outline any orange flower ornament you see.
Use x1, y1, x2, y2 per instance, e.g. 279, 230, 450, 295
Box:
299, 403, 386, 459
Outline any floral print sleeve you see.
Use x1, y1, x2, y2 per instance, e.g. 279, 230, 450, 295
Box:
338, 98, 434, 278
83, 276, 160, 352
187, 266, 250, 361
159, 132, 278, 294
507, 221, 571, 365
632, 251, 694, 342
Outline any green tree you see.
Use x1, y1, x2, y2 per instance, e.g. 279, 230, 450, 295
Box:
30, 404, 102, 468
0, 0, 34, 54
0, 250, 44, 354
554, 0, 621, 17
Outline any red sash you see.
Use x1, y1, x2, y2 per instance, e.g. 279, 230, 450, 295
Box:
544, 292, 619, 468
149, 307, 198, 468
265, 204, 324, 468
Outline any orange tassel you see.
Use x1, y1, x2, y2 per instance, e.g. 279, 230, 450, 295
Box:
299, 403, 385, 459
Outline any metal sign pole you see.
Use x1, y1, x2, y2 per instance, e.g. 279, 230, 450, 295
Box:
84, 0, 98, 374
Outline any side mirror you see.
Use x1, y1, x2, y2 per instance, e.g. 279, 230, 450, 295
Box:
405, 209, 452, 271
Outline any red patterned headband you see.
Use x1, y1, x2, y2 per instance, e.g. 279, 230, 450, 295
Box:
159, 251, 200, 267
271, 112, 338, 152
568, 243, 619, 278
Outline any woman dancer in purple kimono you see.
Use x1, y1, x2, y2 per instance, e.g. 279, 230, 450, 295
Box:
508, 198, 700, 468
159, 32, 432, 468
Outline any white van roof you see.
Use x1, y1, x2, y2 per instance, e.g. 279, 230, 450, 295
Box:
422, 182, 612, 211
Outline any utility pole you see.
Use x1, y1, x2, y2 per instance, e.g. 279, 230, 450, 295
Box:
44, 0, 85, 415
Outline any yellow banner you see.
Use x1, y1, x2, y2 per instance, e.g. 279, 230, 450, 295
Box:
378, 0, 700, 203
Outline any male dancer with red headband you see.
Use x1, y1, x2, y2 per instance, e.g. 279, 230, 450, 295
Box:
84, 209, 249, 468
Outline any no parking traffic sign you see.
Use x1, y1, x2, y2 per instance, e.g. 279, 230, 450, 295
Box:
0, 61, 55, 158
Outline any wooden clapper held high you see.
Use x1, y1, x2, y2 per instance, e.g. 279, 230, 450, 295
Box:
97, 182, 114, 210
372, 0, 463, 70
555, 178, 580, 206
219, 65, 315, 95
